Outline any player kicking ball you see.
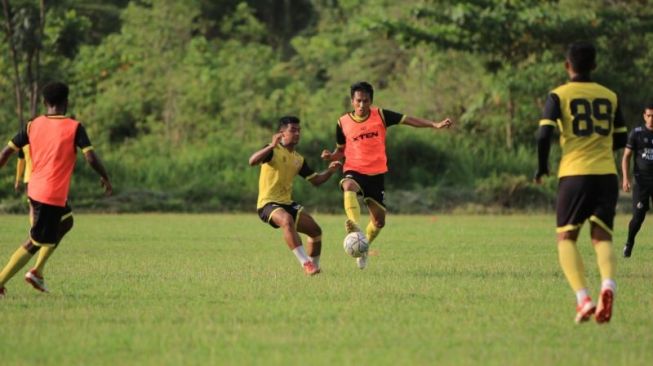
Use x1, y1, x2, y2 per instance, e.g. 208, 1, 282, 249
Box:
249, 116, 341, 275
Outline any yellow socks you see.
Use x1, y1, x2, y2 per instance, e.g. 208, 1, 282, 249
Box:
557, 239, 587, 292
33, 245, 56, 275
594, 240, 616, 282
344, 191, 360, 224
366, 221, 381, 244
0, 246, 33, 287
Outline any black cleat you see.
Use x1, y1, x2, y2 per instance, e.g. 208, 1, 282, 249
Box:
623, 242, 634, 258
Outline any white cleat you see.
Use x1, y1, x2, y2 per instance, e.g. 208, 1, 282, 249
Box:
356, 252, 368, 270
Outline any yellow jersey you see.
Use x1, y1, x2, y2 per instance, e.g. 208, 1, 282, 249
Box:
539, 81, 627, 177
256, 144, 317, 209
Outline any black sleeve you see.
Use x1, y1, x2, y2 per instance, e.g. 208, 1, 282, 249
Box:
541, 93, 562, 121
381, 109, 405, 127
536, 125, 555, 178
336, 123, 346, 145
261, 145, 273, 163
613, 100, 626, 129
17, 149, 25, 159
75, 124, 93, 150
626, 129, 637, 150
613, 133, 627, 150
298, 160, 315, 178
11, 125, 29, 149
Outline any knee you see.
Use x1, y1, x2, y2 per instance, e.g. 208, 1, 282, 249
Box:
312, 225, 322, 237
373, 218, 385, 228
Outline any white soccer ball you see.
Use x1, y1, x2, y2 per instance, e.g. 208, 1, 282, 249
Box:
343, 232, 369, 258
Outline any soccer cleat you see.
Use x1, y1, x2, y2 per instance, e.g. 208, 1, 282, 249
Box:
595, 288, 614, 324
303, 261, 319, 276
25, 269, 49, 293
356, 252, 368, 270
0, 286, 5, 298
345, 219, 361, 234
574, 297, 596, 324
623, 242, 634, 258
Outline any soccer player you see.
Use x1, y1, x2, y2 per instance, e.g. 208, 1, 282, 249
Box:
321, 81, 453, 269
0, 81, 112, 298
621, 104, 653, 258
535, 42, 627, 324
249, 116, 342, 276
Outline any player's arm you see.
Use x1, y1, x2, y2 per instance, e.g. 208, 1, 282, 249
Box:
535, 93, 561, 183
621, 147, 633, 192
1, 126, 29, 169
321, 122, 345, 161
15, 151, 25, 193
76, 124, 112, 195
0, 146, 17, 168
612, 100, 627, 150
249, 133, 282, 166
403, 116, 453, 129
307, 161, 343, 187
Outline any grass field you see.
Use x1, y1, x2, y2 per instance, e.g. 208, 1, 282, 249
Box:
0, 213, 651, 365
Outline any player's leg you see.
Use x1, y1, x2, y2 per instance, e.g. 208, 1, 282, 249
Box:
624, 182, 649, 257
341, 173, 363, 232
296, 211, 322, 270
0, 239, 38, 293
268, 206, 317, 275
589, 175, 618, 324
365, 199, 386, 244
555, 176, 594, 323
27, 209, 73, 292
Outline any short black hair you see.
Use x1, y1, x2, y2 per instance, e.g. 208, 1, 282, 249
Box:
644, 103, 653, 111
42, 82, 69, 107
566, 41, 596, 75
278, 115, 300, 130
350, 81, 374, 102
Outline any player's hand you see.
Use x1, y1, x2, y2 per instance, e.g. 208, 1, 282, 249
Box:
533, 170, 548, 185
14, 180, 23, 193
622, 179, 631, 192
328, 160, 342, 172
100, 177, 113, 196
271, 133, 283, 147
321, 149, 332, 161
433, 118, 453, 129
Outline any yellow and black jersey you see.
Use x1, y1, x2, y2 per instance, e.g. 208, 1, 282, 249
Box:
256, 144, 317, 209
539, 81, 627, 177
16, 144, 32, 183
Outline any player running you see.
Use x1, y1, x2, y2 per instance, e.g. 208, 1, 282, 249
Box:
0, 82, 112, 298
321, 81, 453, 269
621, 103, 653, 258
535, 42, 627, 324
250, 116, 341, 276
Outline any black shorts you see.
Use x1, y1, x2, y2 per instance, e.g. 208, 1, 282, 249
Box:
29, 198, 73, 246
257, 202, 303, 228
632, 179, 653, 211
556, 175, 618, 234
340, 171, 386, 209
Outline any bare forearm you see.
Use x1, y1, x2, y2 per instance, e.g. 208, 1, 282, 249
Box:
85, 151, 109, 180
403, 116, 436, 128
310, 170, 336, 186
0, 146, 15, 168
621, 151, 632, 181
249, 144, 274, 166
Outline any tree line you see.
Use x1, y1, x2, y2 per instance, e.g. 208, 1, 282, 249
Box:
2, 0, 652, 213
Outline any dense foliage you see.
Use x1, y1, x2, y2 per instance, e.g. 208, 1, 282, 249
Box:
2, 0, 652, 213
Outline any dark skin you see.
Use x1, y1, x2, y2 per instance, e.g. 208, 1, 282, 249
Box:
0, 100, 113, 253
249, 123, 342, 254
534, 58, 610, 244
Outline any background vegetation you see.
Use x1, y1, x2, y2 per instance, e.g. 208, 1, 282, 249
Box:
2, 0, 652, 213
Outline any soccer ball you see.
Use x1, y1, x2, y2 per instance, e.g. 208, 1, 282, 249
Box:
343, 232, 369, 258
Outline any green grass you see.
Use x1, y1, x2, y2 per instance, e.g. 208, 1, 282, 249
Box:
0, 213, 651, 365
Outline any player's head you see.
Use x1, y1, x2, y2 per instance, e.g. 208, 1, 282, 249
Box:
565, 41, 596, 76
42, 81, 69, 110
643, 103, 653, 128
278, 115, 301, 146
350, 81, 373, 117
